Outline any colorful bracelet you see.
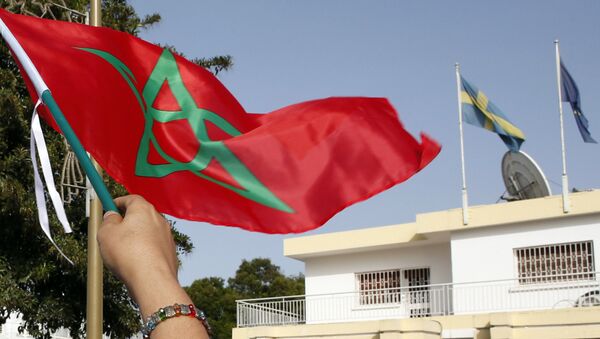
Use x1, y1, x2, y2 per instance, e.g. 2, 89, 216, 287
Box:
141, 303, 212, 338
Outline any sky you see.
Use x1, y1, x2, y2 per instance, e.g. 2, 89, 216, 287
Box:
128, 0, 600, 286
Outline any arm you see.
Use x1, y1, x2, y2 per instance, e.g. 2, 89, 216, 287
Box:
98, 195, 209, 339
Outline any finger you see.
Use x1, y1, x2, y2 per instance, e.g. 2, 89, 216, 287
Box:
114, 194, 149, 214
101, 210, 123, 227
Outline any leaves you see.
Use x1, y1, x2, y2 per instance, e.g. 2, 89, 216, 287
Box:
160, 43, 234, 75
0, 1, 235, 337
192, 55, 234, 76
0, 1, 209, 337
101, 0, 160, 35
186, 258, 304, 339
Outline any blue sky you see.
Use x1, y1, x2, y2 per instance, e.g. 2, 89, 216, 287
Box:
128, 0, 600, 285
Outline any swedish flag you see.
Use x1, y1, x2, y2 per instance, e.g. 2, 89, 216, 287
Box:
461, 76, 525, 152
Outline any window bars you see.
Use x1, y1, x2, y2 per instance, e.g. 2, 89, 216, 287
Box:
357, 269, 402, 305
515, 241, 595, 284
356, 268, 431, 313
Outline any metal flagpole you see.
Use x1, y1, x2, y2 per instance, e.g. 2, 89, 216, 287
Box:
86, 1, 104, 338
554, 40, 570, 213
455, 63, 469, 225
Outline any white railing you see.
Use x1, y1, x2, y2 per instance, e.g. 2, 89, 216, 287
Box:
237, 295, 307, 327
236, 272, 600, 327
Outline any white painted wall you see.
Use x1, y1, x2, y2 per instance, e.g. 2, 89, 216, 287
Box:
303, 243, 451, 323
451, 214, 600, 283
0, 315, 32, 339
450, 213, 600, 313
305, 243, 452, 295
297, 213, 600, 323
0, 314, 142, 339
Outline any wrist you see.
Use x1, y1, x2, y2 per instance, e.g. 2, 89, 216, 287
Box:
126, 268, 190, 318
141, 303, 212, 338
125, 269, 211, 338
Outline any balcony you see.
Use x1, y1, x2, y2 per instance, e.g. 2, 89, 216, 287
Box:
236, 272, 600, 327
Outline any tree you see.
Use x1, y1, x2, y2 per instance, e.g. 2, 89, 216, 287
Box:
185, 277, 238, 339
186, 258, 305, 339
0, 1, 231, 337
228, 258, 305, 299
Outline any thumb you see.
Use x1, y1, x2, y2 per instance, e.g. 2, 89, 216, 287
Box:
102, 210, 123, 227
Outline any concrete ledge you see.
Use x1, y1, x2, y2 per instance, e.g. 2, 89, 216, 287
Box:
233, 307, 600, 339
489, 306, 600, 339
283, 191, 600, 260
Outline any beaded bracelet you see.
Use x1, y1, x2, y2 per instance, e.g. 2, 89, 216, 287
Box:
141, 303, 212, 338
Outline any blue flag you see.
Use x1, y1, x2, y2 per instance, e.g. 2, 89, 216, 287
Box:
560, 61, 597, 143
460, 76, 526, 152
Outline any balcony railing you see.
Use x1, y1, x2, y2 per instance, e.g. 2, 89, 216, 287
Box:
236, 272, 600, 327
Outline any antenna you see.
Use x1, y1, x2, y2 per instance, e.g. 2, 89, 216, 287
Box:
501, 151, 552, 201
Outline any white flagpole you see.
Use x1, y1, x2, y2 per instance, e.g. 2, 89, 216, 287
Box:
455, 63, 469, 224
554, 40, 570, 213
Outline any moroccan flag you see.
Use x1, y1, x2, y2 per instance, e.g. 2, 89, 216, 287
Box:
0, 10, 440, 233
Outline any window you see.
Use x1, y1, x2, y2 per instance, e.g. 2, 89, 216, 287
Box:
356, 268, 431, 308
515, 241, 595, 285
404, 268, 431, 317
357, 269, 401, 305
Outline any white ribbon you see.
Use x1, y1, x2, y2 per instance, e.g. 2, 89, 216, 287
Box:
31, 100, 73, 264
2, 16, 73, 264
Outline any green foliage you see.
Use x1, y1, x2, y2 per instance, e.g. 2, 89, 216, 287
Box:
0, 1, 231, 338
185, 258, 305, 339
0, 31, 97, 336
160, 43, 234, 75
186, 277, 237, 339
192, 55, 233, 76
229, 258, 305, 299
101, 0, 161, 35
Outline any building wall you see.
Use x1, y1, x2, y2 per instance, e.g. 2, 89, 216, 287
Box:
451, 213, 600, 282
0, 314, 141, 339
302, 243, 451, 323
305, 243, 452, 295
450, 213, 600, 313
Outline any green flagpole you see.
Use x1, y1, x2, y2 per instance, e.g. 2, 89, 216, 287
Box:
41, 91, 117, 212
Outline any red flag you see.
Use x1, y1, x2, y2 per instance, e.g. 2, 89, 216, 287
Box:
0, 10, 441, 233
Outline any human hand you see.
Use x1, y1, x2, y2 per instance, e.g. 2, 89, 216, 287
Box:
98, 195, 208, 338
98, 195, 178, 296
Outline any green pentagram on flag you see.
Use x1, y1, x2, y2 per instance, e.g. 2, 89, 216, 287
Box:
79, 48, 293, 213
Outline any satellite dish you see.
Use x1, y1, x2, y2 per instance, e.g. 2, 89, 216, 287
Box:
501, 151, 551, 201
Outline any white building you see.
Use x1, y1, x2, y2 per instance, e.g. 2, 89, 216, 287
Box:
0, 314, 142, 339
234, 190, 600, 339
0, 314, 70, 339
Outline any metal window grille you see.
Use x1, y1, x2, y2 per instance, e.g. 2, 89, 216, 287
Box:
356, 268, 432, 308
357, 269, 401, 305
515, 241, 595, 284
404, 268, 431, 317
